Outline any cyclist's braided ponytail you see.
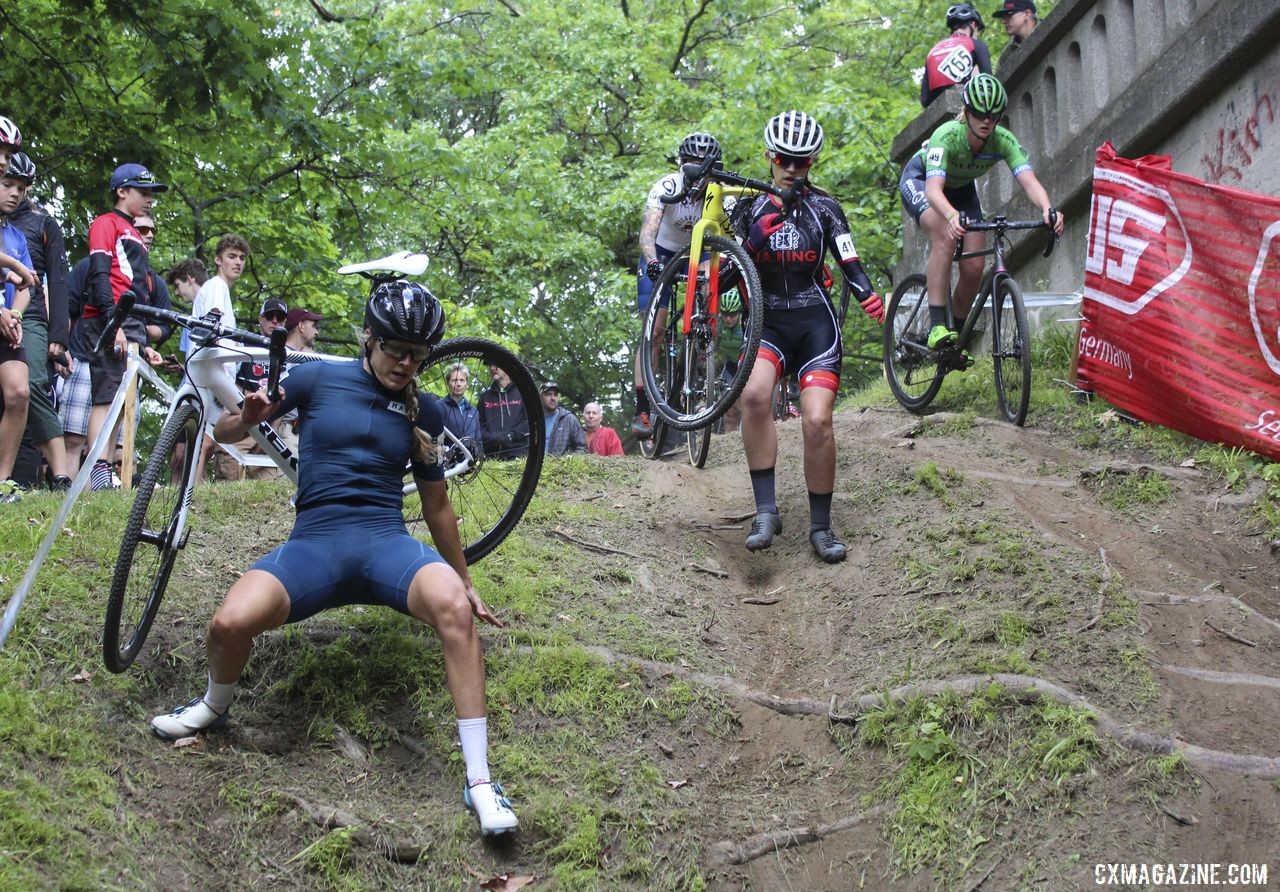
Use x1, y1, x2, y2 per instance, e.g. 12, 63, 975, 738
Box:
403, 383, 441, 466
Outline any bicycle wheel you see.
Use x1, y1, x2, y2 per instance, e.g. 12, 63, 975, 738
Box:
883, 274, 945, 412
684, 338, 712, 468
992, 276, 1032, 426
641, 234, 763, 431
638, 413, 667, 459
103, 399, 200, 673
403, 337, 544, 563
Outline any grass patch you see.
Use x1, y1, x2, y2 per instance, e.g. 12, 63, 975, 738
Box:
852, 683, 1100, 881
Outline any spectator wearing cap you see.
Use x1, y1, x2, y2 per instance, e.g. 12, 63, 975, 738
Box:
540, 381, 585, 456
582, 401, 623, 457
81, 163, 168, 491
284, 307, 322, 352
993, 0, 1037, 64
217, 293, 287, 482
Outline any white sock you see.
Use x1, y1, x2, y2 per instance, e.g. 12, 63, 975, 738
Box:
457, 716, 490, 786
204, 676, 237, 713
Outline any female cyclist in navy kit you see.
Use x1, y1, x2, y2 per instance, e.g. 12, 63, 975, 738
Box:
150, 281, 519, 836
735, 111, 885, 563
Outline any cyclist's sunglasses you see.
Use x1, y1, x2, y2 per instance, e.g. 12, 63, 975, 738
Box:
968, 110, 1003, 122
769, 152, 814, 170
376, 336, 432, 363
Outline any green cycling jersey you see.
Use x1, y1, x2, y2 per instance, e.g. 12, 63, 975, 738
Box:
915, 120, 1032, 189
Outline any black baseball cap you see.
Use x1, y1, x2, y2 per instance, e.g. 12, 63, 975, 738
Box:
260, 298, 288, 317
993, 0, 1035, 17
541, 381, 559, 393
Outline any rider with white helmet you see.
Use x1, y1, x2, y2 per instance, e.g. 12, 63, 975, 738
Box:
735, 110, 884, 564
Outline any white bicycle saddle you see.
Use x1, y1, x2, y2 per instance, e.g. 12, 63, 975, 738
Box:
337, 251, 430, 277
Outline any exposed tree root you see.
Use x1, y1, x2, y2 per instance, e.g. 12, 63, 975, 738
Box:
1079, 460, 1201, 481
707, 804, 893, 867
549, 528, 640, 558
1159, 664, 1280, 690
1072, 548, 1112, 633
1138, 590, 1280, 633
277, 790, 425, 863
577, 646, 1280, 778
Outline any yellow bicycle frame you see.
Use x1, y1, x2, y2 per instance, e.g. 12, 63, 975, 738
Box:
682, 181, 763, 335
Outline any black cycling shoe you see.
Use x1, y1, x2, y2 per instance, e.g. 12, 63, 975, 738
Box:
809, 528, 847, 563
50, 475, 73, 491
745, 511, 782, 551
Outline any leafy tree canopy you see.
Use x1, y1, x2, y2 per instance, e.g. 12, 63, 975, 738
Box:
1, 0, 986, 410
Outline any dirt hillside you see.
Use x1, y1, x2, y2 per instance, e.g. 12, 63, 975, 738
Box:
50, 399, 1279, 890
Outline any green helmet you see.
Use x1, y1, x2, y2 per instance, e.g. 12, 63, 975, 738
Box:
963, 73, 1007, 116
719, 290, 742, 313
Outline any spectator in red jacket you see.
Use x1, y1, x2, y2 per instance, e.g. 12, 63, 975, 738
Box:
583, 402, 623, 456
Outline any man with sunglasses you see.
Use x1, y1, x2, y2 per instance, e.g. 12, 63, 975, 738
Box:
632, 131, 723, 439
993, 0, 1038, 65
898, 74, 1062, 353
733, 111, 884, 564
216, 297, 290, 481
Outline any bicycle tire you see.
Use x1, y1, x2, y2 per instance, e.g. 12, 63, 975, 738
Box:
402, 337, 544, 563
641, 235, 763, 431
103, 399, 200, 673
684, 338, 712, 468
992, 276, 1032, 426
638, 414, 667, 459
883, 274, 945, 412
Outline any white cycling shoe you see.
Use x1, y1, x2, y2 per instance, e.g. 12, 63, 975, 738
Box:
463, 780, 519, 835
151, 696, 230, 741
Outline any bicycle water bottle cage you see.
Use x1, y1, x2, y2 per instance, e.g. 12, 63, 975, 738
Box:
338, 251, 430, 278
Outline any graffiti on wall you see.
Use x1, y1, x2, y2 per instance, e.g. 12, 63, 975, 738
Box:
1201, 90, 1275, 185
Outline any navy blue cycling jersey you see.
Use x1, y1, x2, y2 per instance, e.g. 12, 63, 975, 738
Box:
734, 191, 873, 312
271, 359, 445, 512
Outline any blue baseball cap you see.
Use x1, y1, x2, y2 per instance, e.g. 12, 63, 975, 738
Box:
109, 163, 168, 192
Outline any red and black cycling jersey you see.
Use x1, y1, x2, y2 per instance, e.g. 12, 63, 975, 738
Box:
83, 209, 153, 321
920, 34, 992, 107
734, 190, 874, 312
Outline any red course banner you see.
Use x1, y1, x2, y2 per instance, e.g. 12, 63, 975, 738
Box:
1077, 141, 1280, 461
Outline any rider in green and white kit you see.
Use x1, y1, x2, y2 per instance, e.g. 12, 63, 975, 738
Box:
898, 74, 1063, 351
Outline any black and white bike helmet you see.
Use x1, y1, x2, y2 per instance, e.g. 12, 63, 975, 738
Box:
678, 132, 721, 163
946, 3, 985, 31
365, 280, 446, 347
0, 117, 21, 150
763, 111, 824, 158
6, 152, 35, 184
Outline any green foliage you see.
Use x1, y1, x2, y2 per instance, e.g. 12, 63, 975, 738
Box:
4, 0, 944, 417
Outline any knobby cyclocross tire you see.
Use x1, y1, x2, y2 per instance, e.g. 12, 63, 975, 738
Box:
103, 399, 200, 673
640, 234, 763, 431
402, 337, 544, 563
883, 274, 945, 412
992, 276, 1032, 426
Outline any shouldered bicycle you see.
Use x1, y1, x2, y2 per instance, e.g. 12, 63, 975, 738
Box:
638, 155, 804, 467
882, 213, 1057, 426
96, 252, 544, 673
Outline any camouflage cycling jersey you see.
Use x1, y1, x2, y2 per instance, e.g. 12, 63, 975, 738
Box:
914, 120, 1032, 189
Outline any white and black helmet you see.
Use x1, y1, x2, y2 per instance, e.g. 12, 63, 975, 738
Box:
0, 117, 22, 149
763, 111, 824, 158
6, 152, 35, 184
678, 132, 721, 163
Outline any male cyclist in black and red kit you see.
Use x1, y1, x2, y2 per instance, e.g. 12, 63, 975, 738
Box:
733, 111, 884, 564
